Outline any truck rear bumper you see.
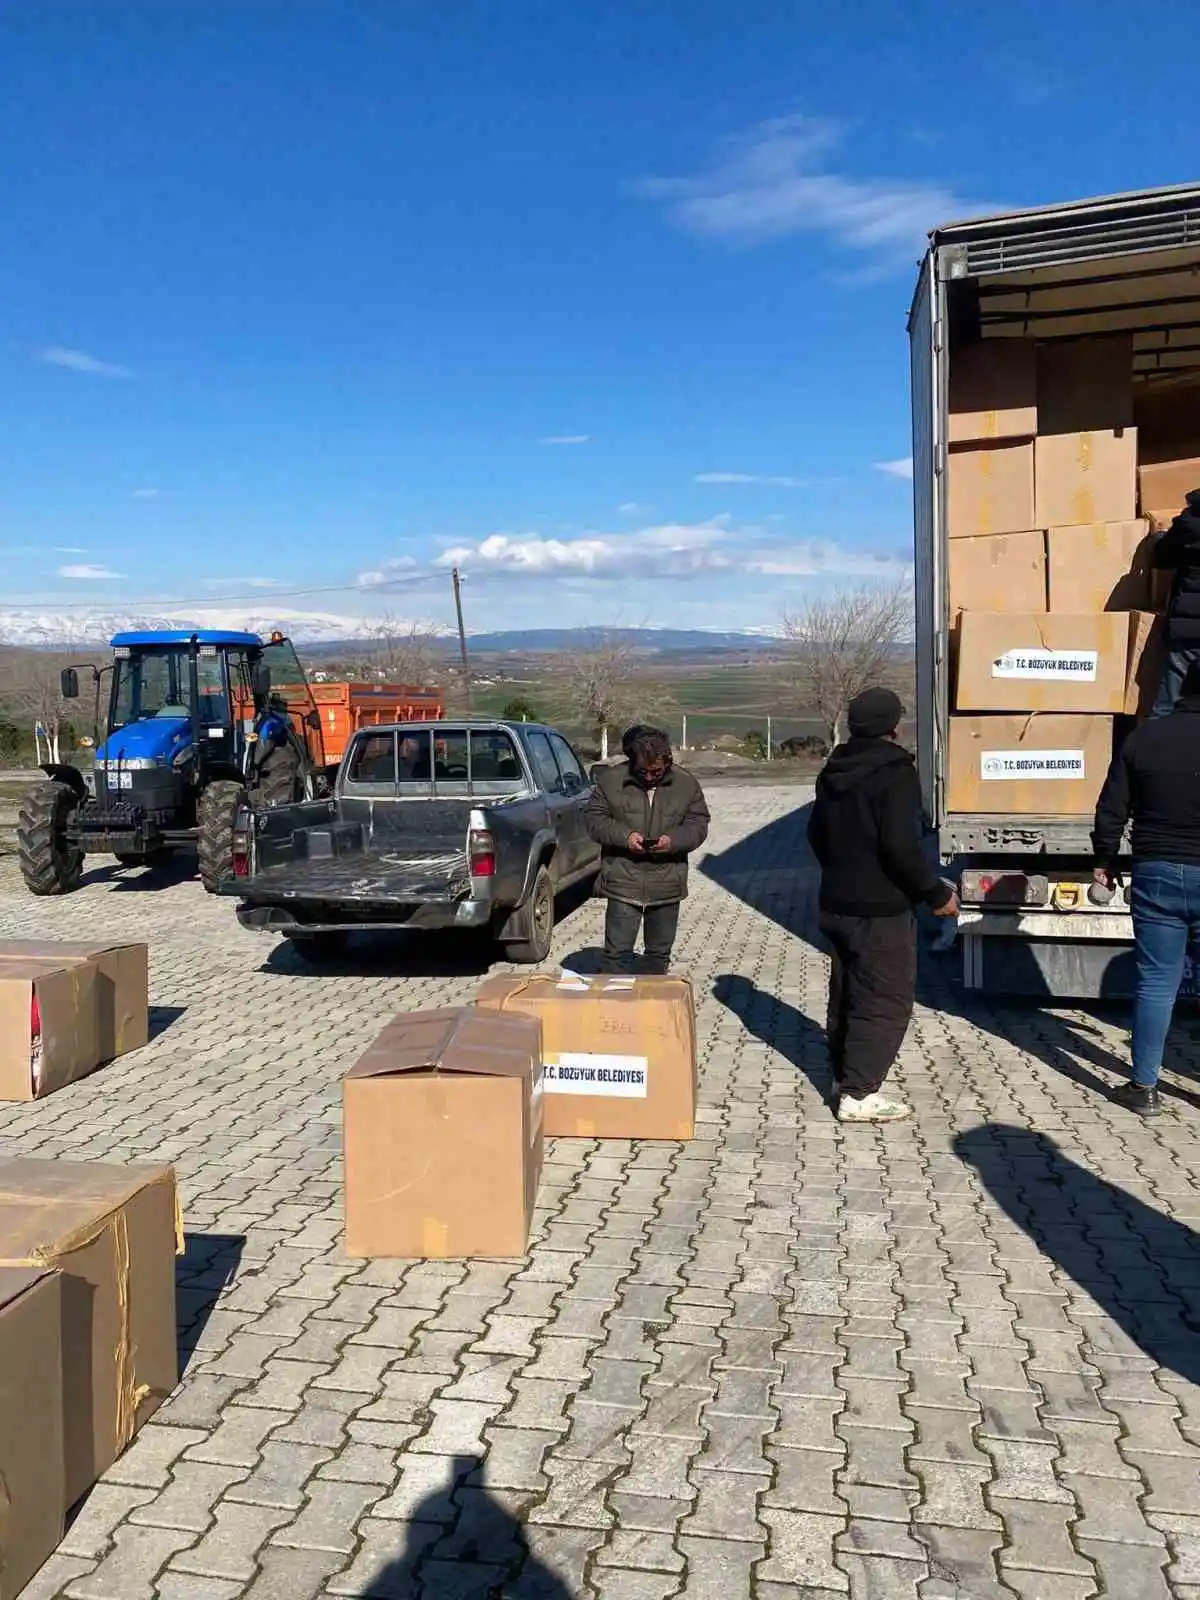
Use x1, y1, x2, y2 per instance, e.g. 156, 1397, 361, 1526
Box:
233, 898, 492, 935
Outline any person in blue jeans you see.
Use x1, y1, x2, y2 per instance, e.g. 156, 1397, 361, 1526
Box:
1093, 660, 1200, 1115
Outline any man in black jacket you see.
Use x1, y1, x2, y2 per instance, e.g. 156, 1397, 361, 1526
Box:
1151, 489, 1200, 715
1093, 661, 1200, 1115
584, 726, 710, 973
808, 687, 958, 1123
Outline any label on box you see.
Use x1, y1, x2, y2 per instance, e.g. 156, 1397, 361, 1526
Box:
980, 750, 1086, 781
544, 1053, 649, 1098
990, 649, 1098, 682
529, 1065, 545, 1143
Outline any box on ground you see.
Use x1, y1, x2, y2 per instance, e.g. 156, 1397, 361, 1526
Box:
948, 440, 1035, 538
948, 340, 1037, 444
955, 612, 1131, 714
344, 1007, 543, 1259
0, 1268, 63, 1600
1035, 428, 1137, 527
947, 714, 1112, 815
948, 530, 1046, 615
1139, 455, 1200, 523
475, 973, 697, 1140
0, 1159, 179, 1507
1126, 612, 1166, 716
1045, 519, 1153, 612
1037, 335, 1133, 434
0, 941, 148, 1102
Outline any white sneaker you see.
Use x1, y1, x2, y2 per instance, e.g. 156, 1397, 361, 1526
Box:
837, 1090, 911, 1123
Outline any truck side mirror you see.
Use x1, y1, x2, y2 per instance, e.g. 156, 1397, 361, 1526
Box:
60, 668, 80, 700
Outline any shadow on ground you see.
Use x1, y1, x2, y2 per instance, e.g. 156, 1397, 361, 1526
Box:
957, 1124, 1200, 1381
712, 973, 833, 1098
698, 801, 821, 950
352, 1454, 574, 1598
82, 854, 198, 892
175, 1233, 245, 1372
148, 1005, 187, 1043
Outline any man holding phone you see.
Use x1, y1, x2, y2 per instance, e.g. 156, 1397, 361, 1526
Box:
585, 725, 711, 974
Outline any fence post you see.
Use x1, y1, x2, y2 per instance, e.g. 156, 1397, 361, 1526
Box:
681, 714, 688, 750
766, 714, 772, 760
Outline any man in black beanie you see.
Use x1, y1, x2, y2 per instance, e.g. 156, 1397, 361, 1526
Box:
807, 686, 958, 1122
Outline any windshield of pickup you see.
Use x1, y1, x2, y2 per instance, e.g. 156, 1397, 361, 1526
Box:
341, 727, 530, 797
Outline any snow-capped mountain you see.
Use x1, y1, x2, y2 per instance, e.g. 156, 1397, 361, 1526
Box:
0, 608, 448, 647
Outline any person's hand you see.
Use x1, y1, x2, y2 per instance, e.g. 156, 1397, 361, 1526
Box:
932, 891, 960, 918
627, 832, 645, 853
652, 835, 672, 853
1093, 866, 1116, 892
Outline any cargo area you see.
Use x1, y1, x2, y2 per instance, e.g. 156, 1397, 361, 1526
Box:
912, 187, 1200, 857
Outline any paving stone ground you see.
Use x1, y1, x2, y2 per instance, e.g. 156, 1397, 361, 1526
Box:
4, 783, 1200, 1599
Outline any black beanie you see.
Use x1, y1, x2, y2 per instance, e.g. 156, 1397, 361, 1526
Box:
848, 687, 903, 738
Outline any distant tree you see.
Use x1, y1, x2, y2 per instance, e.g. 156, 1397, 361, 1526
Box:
781, 581, 911, 748
368, 615, 443, 685
563, 635, 672, 760
502, 696, 540, 723
0, 635, 100, 764
741, 729, 768, 760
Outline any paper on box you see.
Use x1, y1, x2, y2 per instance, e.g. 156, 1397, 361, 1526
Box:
948, 340, 1037, 443
0, 941, 148, 1063
1045, 520, 1153, 613
1125, 612, 1165, 717
0, 1268, 63, 1600
946, 715, 1112, 815
954, 613, 1131, 714
343, 1007, 543, 1259
476, 974, 697, 1139
948, 441, 1035, 538
1035, 428, 1137, 527
947, 530, 1046, 615
1138, 455, 1200, 522
0, 1159, 179, 1507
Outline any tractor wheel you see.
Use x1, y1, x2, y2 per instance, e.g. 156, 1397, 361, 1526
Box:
196, 780, 246, 894
502, 864, 556, 964
17, 781, 84, 896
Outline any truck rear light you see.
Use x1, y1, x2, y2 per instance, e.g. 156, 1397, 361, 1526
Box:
469, 828, 496, 878
232, 807, 251, 878
960, 870, 1049, 907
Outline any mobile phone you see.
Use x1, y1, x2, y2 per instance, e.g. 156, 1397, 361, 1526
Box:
642, 836, 661, 851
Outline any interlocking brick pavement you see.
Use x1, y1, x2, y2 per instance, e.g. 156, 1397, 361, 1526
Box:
5, 783, 1200, 1596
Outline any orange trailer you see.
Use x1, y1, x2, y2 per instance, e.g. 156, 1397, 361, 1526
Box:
309, 682, 443, 766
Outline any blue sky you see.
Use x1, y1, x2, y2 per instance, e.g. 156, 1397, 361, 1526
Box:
2, 0, 1196, 639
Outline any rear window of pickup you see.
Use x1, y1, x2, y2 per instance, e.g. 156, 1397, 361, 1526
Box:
342, 728, 529, 796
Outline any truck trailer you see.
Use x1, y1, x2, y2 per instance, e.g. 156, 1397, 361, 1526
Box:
910, 182, 1200, 998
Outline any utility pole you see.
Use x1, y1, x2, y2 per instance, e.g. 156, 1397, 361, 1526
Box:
681, 714, 688, 751
766, 714, 773, 760
451, 566, 471, 711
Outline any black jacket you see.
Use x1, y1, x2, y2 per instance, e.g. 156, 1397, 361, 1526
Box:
584, 762, 710, 905
1153, 491, 1200, 649
1093, 699, 1200, 867
807, 737, 951, 917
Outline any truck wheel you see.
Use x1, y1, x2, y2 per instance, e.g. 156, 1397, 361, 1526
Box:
503, 864, 555, 964
288, 932, 347, 964
17, 781, 84, 896
196, 780, 247, 893
115, 852, 143, 867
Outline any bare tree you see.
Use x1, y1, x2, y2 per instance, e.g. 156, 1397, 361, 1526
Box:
781, 580, 912, 748
367, 615, 444, 685
564, 635, 672, 760
0, 644, 93, 764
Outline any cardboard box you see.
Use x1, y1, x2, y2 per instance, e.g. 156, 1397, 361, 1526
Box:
344, 1007, 543, 1259
0, 1159, 180, 1506
946, 714, 1112, 815
0, 1268, 64, 1599
0, 957, 100, 1103
1125, 611, 1166, 717
948, 530, 1047, 615
0, 940, 148, 1066
476, 974, 697, 1140
1035, 428, 1137, 527
1134, 376, 1200, 464
1037, 335, 1133, 433
1046, 519, 1153, 613
1139, 455, 1200, 522
955, 612, 1131, 715
948, 441, 1035, 538
948, 340, 1037, 443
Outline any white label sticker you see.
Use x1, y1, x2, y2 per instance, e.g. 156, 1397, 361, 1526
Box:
980, 749, 1086, 781
544, 1053, 649, 1098
991, 649, 1098, 682
529, 1065, 545, 1143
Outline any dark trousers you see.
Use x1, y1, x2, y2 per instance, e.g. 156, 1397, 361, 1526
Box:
602, 899, 680, 975
820, 909, 916, 1098
1152, 647, 1200, 718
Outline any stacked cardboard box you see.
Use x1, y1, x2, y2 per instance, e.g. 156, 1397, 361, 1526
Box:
947, 335, 1165, 815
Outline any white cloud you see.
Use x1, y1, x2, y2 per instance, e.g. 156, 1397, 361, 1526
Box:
54, 546, 87, 554
695, 472, 811, 488
539, 435, 590, 446
356, 556, 420, 589
57, 564, 123, 580
618, 502, 651, 516
639, 114, 994, 264
874, 457, 914, 480
131, 488, 162, 500
37, 345, 131, 379
202, 577, 285, 590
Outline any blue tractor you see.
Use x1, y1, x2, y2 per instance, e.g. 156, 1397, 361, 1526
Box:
17, 629, 329, 895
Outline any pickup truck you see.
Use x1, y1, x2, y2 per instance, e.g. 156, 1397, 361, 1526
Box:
222, 719, 601, 963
